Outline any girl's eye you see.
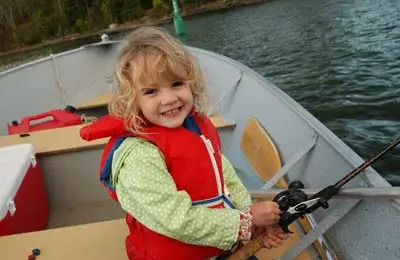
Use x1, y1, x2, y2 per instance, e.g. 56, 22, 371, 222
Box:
143, 89, 156, 95
172, 81, 183, 87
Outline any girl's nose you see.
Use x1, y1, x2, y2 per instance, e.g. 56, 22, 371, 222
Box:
160, 89, 178, 105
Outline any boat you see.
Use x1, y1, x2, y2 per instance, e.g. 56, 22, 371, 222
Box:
0, 37, 399, 260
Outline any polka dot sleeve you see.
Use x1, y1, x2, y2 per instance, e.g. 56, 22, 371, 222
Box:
111, 137, 241, 250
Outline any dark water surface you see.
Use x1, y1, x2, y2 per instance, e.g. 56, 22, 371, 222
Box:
2, 0, 400, 184
171, 0, 400, 185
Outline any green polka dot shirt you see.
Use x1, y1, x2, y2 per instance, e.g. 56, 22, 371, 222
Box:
111, 137, 252, 250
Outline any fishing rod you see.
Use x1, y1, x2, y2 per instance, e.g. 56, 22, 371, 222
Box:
227, 137, 400, 260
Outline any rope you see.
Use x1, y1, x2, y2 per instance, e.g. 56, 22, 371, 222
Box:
80, 113, 98, 124
50, 54, 67, 107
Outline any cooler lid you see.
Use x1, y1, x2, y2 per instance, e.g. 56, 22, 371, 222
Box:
0, 144, 36, 220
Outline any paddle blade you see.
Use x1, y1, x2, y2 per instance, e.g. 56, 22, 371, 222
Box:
240, 117, 284, 187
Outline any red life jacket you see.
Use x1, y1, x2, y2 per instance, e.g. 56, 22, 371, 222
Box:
80, 113, 235, 260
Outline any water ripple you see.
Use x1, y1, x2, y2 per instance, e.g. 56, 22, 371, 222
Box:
179, 0, 400, 184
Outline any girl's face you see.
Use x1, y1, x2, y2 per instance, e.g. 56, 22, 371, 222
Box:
136, 79, 194, 128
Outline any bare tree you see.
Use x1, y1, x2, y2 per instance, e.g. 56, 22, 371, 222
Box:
0, 4, 16, 31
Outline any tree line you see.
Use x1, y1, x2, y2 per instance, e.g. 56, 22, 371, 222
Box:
0, 0, 183, 52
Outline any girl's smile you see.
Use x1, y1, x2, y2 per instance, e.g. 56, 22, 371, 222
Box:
161, 106, 183, 117
137, 80, 193, 128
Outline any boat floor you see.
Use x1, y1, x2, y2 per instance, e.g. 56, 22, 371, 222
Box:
47, 199, 125, 229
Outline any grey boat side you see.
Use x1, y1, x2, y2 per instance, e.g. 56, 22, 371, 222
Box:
0, 43, 121, 135
190, 47, 399, 259
1, 41, 399, 259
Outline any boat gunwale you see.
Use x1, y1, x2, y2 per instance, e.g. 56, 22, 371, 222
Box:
0, 40, 121, 77
0, 47, 86, 77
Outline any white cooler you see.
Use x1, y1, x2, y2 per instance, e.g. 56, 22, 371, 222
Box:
0, 144, 49, 236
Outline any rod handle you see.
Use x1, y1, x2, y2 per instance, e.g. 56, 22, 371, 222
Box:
227, 236, 263, 260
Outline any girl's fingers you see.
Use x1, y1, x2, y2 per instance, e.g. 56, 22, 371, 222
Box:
270, 236, 284, 245
272, 208, 281, 214
263, 240, 272, 249
263, 238, 274, 249
279, 233, 289, 240
266, 232, 282, 241
266, 239, 280, 248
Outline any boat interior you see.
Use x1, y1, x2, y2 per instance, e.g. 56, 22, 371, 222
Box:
0, 41, 398, 259
0, 95, 325, 259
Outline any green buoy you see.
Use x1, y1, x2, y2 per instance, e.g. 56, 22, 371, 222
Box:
172, 0, 185, 35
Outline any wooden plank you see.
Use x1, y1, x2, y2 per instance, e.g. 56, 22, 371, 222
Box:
0, 124, 107, 155
239, 117, 333, 260
75, 93, 112, 110
0, 219, 128, 260
0, 115, 235, 155
210, 115, 236, 129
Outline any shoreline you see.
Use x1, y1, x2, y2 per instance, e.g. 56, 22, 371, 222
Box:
0, 0, 269, 58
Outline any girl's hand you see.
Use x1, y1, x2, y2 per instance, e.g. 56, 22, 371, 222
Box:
249, 201, 281, 226
262, 225, 289, 249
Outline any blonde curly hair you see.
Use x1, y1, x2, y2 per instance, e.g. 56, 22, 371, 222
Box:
109, 26, 208, 133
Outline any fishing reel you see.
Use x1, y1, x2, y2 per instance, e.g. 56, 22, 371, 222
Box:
272, 181, 309, 233
273, 181, 308, 212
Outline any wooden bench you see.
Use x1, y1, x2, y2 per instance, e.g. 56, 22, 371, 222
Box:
75, 93, 112, 110
0, 219, 128, 260
0, 115, 235, 155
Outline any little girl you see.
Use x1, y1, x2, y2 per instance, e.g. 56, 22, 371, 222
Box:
81, 27, 287, 260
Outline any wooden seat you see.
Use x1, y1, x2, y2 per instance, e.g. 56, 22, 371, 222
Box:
239, 117, 332, 260
0, 219, 128, 260
0, 124, 107, 155
75, 93, 112, 110
0, 115, 235, 155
